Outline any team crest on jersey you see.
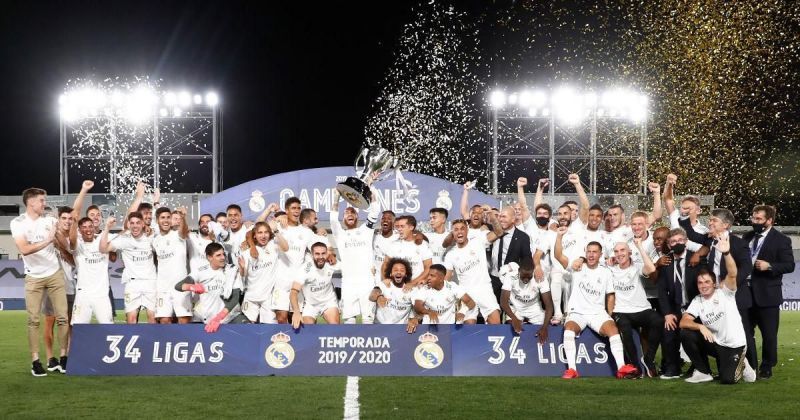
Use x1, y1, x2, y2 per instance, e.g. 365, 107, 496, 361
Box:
265, 332, 295, 369
414, 332, 444, 369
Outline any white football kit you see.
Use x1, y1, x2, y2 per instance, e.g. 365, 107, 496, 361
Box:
71, 238, 112, 324
109, 232, 158, 313
564, 264, 615, 333
414, 282, 466, 324
372, 232, 398, 283
384, 238, 433, 281
331, 205, 379, 323
294, 261, 339, 319
152, 230, 192, 318
187, 231, 215, 273
241, 241, 281, 323
188, 264, 242, 324
500, 262, 551, 323
272, 225, 315, 311
686, 286, 746, 348
609, 265, 652, 314
374, 282, 414, 324
444, 236, 499, 321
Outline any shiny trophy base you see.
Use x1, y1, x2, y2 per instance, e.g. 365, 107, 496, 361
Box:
336, 176, 371, 210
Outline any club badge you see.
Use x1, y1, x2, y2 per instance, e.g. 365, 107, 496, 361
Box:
265, 332, 295, 369
414, 331, 444, 369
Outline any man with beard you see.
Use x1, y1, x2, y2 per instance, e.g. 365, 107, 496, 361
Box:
188, 214, 216, 273
413, 264, 476, 324
426, 208, 449, 264
382, 216, 433, 288
290, 242, 341, 328
553, 230, 637, 379
239, 222, 288, 323
102, 212, 158, 324
70, 217, 114, 325
330, 189, 381, 324
371, 258, 415, 325
373, 210, 398, 284
151, 207, 191, 324
175, 242, 246, 333
272, 197, 315, 324
445, 219, 504, 324
499, 259, 554, 342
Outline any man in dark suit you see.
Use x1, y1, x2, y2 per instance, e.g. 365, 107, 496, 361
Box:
489, 206, 533, 306
680, 208, 756, 371
742, 205, 795, 378
657, 228, 701, 379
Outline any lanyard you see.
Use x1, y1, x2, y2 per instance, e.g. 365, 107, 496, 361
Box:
750, 235, 766, 264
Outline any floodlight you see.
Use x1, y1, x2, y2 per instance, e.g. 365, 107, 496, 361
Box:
489, 90, 506, 108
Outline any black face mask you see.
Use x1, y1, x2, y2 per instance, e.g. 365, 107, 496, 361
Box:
752, 223, 766, 234
671, 243, 686, 255
536, 216, 549, 227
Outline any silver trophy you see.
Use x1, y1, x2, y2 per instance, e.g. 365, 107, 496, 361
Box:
336, 147, 399, 209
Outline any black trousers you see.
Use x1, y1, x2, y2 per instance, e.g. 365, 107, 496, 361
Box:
749, 305, 780, 369
490, 274, 503, 308
680, 329, 746, 384
739, 307, 758, 370
613, 310, 663, 366
661, 325, 682, 375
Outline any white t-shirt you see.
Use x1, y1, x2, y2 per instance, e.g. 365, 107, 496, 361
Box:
521, 218, 556, 272
541, 225, 586, 273
500, 262, 550, 319
295, 261, 338, 306
152, 230, 189, 292
686, 286, 746, 348
375, 282, 414, 324
274, 225, 315, 283
385, 238, 433, 281
189, 264, 242, 322
414, 282, 465, 324
467, 227, 490, 248
444, 238, 491, 291
610, 265, 652, 313
242, 241, 280, 301
110, 232, 157, 283
605, 225, 634, 258
330, 212, 375, 282
10, 213, 60, 278
425, 230, 449, 265
187, 232, 214, 273
73, 238, 110, 297
373, 232, 398, 281
566, 264, 614, 316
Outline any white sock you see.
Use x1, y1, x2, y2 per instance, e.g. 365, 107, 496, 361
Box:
609, 334, 625, 370
564, 330, 577, 370
344, 318, 357, 325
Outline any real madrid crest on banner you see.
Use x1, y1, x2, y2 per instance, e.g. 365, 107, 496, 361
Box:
249, 190, 266, 212
414, 331, 444, 369
265, 332, 295, 369
436, 190, 452, 210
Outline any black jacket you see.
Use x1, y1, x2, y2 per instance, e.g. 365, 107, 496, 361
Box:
658, 250, 701, 316
742, 228, 795, 307
493, 227, 533, 268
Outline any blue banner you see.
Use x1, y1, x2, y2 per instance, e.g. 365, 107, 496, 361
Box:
69, 324, 636, 377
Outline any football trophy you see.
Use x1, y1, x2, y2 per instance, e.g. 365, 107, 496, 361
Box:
336, 147, 399, 209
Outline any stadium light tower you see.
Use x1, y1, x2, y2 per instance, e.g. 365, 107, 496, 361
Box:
58, 84, 223, 194
486, 86, 649, 195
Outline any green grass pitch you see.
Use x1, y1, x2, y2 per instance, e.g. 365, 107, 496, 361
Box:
0, 311, 798, 419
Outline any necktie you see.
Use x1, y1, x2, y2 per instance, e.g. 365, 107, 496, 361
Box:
674, 257, 683, 306
497, 233, 505, 269
752, 233, 762, 254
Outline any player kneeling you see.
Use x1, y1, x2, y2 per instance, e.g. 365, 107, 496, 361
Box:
412, 264, 476, 325
499, 260, 554, 343
175, 243, 246, 333
554, 228, 637, 379
290, 242, 340, 329
372, 258, 415, 327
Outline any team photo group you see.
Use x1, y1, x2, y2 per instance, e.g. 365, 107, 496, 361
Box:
12, 172, 794, 384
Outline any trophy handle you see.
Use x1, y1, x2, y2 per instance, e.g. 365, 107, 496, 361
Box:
354, 147, 370, 178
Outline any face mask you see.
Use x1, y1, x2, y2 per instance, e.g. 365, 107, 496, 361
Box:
678, 211, 690, 221
671, 243, 686, 255
752, 223, 765, 234
536, 217, 549, 227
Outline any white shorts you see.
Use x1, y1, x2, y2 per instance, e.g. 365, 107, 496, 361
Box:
155, 289, 193, 318
242, 297, 276, 323
510, 307, 545, 324
565, 312, 613, 334
340, 282, 375, 322
124, 280, 157, 313
72, 293, 113, 325
463, 283, 500, 321
301, 298, 339, 319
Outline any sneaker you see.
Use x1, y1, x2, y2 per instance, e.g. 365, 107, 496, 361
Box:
641, 357, 658, 378
684, 370, 713, 383
31, 360, 47, 377
660, 371, 681, 380
58, 356, 68, 374
742, 359, 756, 383
46, 357, 61, 372
616, 364, 640, 379
561, 368, 580, 379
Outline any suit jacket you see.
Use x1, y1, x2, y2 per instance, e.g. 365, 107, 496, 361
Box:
680, 218, 754, 310
494, 227, 533, 269
658, 250, 701, 317
742, 227, 795, 307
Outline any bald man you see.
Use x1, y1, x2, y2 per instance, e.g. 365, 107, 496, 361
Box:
489, 206, 533, 307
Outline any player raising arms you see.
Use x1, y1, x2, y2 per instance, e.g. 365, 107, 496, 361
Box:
239, 221, 288, 323
70, 217, 113, 325
290, 243, 340, 329
553, 226, 638, 380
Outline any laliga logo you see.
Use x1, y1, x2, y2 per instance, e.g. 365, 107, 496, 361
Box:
249, 190, 266, 212
414, 332, 444, 369
435, 190, 452, 211
265, 332, 295, 369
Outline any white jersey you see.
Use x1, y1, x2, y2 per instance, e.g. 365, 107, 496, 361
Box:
374, 282, 414, 324
296, 261, 338, 306
572, 218, 607, 249
605, 225, 634, 258
467, 227, 490, 248
500, 262, 550, 319
521, 217, 556, 272
669, 209, 706, 252
372, 232, 398, 281
413, 282, 465, 324
385, 238, 433, 280
623, 231, 659, 299
541, 224, 586, 273
152, 230, 189, 292
10, 213, 60, 278
444, 237, 491, 290
426, 230, 449, 264
242, 241, 281, 301
187, 232, 214, 273
275, 225, 315, 279
189, 264, 242, 322
110, 232, 157, 282
686, 286, 746, 348
330, 210, 376, 283
73, 238, 110, 297
610, 265, 652, 313
565, 264, 614, 316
